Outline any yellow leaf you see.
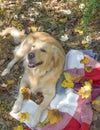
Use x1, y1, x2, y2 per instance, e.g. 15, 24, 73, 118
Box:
74, 27, 83, 35
38, 118, 49, 127
48, 109, 62, 125
16, 23, 23, 29
85, 66, 93, 72
83, 43, 90, 48
64, 72, 73, 81
61, 80, 74, 88
92, 100, 100, 105
21, 87, 29, 94
7, 80, 15, 85
21, 87, 30, 100
14, 125, 23, 130
59, 18, 67, 23
30, 26, 38, 32
78, 81, 92, 99
18, 112, 30, 122
80, 57, 89, 65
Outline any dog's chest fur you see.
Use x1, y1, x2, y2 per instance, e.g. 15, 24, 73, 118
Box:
23, 69, 52, 93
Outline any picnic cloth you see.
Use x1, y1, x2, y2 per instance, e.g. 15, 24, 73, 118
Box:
10, 49, 100, 130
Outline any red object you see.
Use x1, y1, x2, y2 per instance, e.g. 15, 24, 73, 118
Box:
24, 126, 31, 130
63, 118, 90, 130
84, 68, 100, 86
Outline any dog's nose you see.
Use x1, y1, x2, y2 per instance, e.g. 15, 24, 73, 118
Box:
28, 52, 35, 59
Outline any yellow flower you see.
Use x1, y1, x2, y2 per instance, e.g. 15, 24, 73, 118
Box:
80, 57, 89, 65
18, 112, 30, 123
78, 80, 92, 99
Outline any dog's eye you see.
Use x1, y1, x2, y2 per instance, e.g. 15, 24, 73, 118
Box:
40, 49, 46, 53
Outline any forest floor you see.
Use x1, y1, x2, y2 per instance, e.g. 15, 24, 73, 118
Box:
0, 0, 100, 130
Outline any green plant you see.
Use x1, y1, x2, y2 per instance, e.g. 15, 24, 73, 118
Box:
78, 0, 100, 35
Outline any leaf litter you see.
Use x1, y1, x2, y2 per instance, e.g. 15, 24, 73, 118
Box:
0, 0, 100, 129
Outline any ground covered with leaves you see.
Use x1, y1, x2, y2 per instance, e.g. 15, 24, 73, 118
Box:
0, 0, 100, 130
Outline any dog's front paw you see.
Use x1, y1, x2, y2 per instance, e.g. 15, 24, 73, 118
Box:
1, 69, 10, 76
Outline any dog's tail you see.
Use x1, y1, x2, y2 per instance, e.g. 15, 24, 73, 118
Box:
0, 27, 26, 44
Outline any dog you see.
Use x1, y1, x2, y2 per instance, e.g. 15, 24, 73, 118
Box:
1, 29, 65, 127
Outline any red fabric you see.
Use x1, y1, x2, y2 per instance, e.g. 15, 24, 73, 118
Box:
84, 68, 100, 86
63, 118, 90, 130
80, 122, 90, 130
63, 117, 81, 130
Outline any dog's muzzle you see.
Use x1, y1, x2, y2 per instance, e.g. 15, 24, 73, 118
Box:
28, 52, 43, 68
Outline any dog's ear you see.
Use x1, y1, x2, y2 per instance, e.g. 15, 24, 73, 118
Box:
14, 34, 34, 58
52, 45, 65, 68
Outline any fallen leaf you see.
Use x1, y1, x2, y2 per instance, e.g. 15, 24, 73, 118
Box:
61, 72, 74, 88
38, 117, 49, 127
74, 27, 83, 35
14, 125, 23, 130
21, 87, 30, 100
78, 80, 92, 99
7, 80, 15, 85
92, 100, 100, 105
64, 72, 73, 81
30, 26, 38, 32
61, 79, 74, 88
85, 66, 93, 72
18, 112, 30, 123
21, 87, 29, 94
48, 109, 62, 125
80, 56, 89, 65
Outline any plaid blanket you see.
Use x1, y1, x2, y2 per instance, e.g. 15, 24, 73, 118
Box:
10, 49, 100, 130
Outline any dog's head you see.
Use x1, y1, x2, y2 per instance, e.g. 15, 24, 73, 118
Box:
24, 40, 64, 73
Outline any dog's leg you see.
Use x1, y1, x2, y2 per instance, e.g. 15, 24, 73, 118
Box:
12, 78, 29, 113
0, 27, 11, 36
30, 87, 55, 127
1, 57, 19, 76
12, 91, 24, 113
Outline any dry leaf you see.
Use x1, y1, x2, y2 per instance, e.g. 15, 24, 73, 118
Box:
74, 27, 83, 35
80, 57, 89, 65
18, 112, 30, 122
30, 26, 38, 32
85, 66, 93, 72
7, 80, 15, 85
21, 87, 30, 100
14, 125, 23, 130
61, 80, 74, 88
64, 72, 73, 81
38, 109, 62, 127
48, 109, 62, 125
92, 100, 100, 105
38, 118, 49, 127
61, 72, 74, 88
59, 18, 67, 23
78, 80, 92, 99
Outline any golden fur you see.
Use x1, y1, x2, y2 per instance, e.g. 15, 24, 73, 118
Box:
1, 30, 65, 127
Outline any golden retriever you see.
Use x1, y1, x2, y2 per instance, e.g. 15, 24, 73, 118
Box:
1, 30, 65, 127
